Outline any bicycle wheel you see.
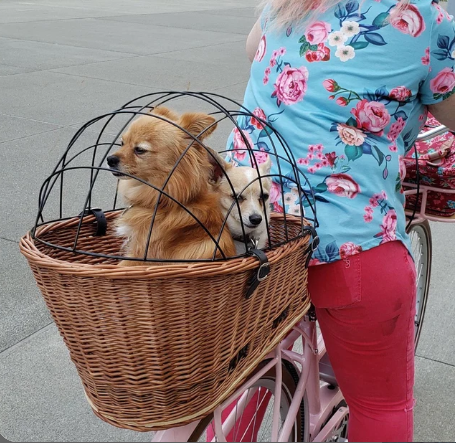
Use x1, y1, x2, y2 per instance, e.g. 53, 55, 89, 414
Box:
188, 359, 308, 442
406, 220, 432, 351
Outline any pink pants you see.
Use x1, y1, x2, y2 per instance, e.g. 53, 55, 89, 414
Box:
208, 240, 416, 442
309, 240, 416, 442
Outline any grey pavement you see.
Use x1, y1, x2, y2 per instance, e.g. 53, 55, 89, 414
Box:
0, 1, 454, 442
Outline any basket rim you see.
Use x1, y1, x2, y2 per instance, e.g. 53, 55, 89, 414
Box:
20, 212, 311, 279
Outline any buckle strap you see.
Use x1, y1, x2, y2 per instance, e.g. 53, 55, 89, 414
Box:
79, 208, 107, 236
245, 248, 270, 299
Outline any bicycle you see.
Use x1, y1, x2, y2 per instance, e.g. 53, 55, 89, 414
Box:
403, 124, 455, 350
151, 124, 454, 443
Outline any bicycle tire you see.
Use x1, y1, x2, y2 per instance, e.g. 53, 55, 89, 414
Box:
406, 219, 432, 351
188, 359, 308, 442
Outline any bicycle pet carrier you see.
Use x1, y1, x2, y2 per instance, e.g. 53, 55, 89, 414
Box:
404, 113, 455, 218
19, 92, 318, 431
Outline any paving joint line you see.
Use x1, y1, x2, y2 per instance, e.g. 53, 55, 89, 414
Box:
0, 236, 18, 244
0, 322, 55, 357
416, 354, 455, 367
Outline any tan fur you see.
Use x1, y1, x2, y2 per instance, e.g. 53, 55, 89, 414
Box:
210, 153, 272, 254
110, 106, 236, 265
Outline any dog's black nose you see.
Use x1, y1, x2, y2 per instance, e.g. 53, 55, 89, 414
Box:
107, 155, 119, 167
249, 214, 262, 226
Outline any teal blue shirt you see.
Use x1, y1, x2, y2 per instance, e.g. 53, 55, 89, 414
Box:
227, 0, 455, 264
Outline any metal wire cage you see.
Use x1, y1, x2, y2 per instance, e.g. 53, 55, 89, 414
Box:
32, 91, 318, 262
20, 92, 319, 430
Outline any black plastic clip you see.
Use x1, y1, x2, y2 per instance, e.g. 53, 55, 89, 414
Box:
245, 248, 270, 299
302, 226, 320, 268
79, 208, 107, 236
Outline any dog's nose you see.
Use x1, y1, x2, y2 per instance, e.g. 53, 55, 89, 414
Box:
249, 214, 262, 226
107, 155, 120, 168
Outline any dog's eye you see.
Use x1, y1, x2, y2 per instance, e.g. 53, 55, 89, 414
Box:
260, 193, 269, 201
134, 147, 147, 155
231, 194, 246, 202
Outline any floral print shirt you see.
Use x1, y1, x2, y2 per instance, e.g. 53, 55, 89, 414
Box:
226, 0, 455, 265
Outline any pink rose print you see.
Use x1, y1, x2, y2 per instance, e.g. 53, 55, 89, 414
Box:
432, 2, 445, 24
336, 97, 349, 106
326, 173, 361, 199
305, 21, 331, 44
337, 124, 366, 146
250, 107, 267, 129
387, 117, 406, 142
389, 143, 398, 152
298, 158, 310, 165
254, 35, 267, 62
252, 149, 270, 166
389, 86, 412, 102
233, 127, 253, 161
390, 4, 426, 37
430, 67, 455, 95
351, 99, 391, 136
364, 213, 373, 223
308, 166, 316, 173
305, 43, 330, 62
272, 66, 309, 106
398, 155, 407, 181
379, 209, 397, 244
325, 152, 337, 167
421, 47, 430, 65
323, 79, 340, 92
339, 242, 363, 259
272, 201, 284, 213
269, 181, 282, 204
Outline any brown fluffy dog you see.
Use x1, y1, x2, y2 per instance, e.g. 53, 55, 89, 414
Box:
107, 106, 236, 265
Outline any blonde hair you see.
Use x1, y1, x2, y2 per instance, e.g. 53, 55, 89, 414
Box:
259, 0, 411, 31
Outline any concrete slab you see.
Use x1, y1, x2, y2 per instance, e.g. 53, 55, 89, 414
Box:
0, 114, 61, 143
0, 127, 122, 241
415, 222, 455, 365
0, 19, 245, 56
100, 11, 254, 35
0, 70, 151, 127
414, 356, 455, 442
0, 239, 52, 352
0, 63, 34, 76
0, 324, 153, 442
157, 40, 251, 69
53, 54, 250, 91
0, 0, 257, 17
0, 37, 135, 71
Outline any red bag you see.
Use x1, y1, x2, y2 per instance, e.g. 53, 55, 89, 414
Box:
404, 114, 455, 218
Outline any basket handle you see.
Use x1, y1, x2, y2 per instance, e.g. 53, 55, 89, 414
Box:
245, 249, 270, 299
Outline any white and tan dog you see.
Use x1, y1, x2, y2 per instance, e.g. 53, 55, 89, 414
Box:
210, 153, 272, 254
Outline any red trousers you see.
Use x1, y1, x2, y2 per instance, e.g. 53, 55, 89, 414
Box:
309, 240, 416, 442
208, 240, 416, 442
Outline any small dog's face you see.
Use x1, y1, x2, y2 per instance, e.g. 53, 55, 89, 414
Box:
107, 107, 217, 189
216, 157, 272, 237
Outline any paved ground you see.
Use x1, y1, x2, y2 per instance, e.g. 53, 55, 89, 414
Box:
0, 1, 454, 442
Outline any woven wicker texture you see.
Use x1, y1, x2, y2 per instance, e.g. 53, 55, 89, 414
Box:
20, 212, 311, 431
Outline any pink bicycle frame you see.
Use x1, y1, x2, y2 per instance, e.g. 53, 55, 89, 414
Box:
153, 316, 348, 442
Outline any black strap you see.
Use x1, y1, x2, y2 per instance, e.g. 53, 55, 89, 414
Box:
79, 208, 107, 236
302, 225, 320, 268
245, 248, 270, 299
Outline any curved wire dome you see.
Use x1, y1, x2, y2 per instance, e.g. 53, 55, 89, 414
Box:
32, 91, 318, 263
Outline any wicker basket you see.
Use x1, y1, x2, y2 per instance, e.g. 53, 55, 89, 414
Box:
20, 211, 311, 431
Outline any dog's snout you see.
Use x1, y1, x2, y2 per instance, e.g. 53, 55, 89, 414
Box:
249, 214, 262, 226
107, 155, 120, 168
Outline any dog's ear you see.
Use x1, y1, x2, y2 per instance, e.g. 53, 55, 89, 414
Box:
151, 106, 179, 121
259, 155, 272, 176
179, 113, 217, 140
206, 148, 232, 183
